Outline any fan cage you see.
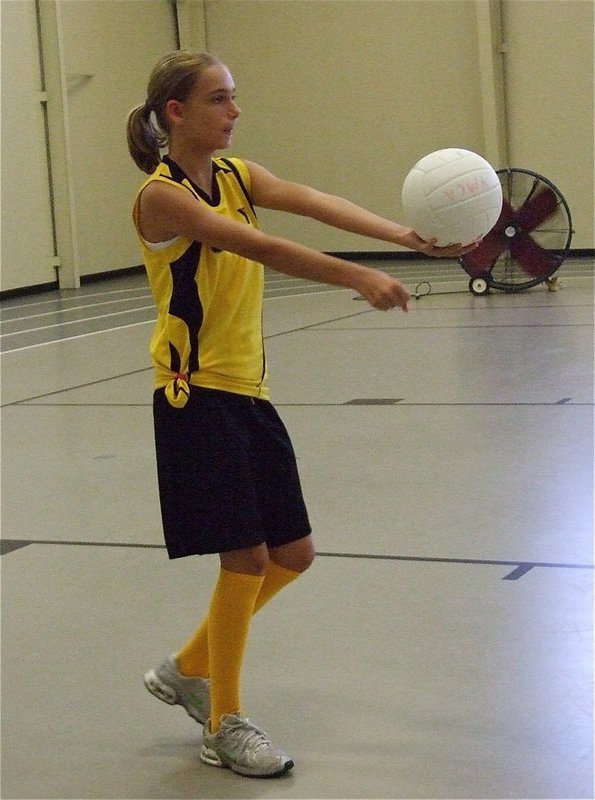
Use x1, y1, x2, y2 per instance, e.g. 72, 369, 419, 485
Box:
460, 167, 573, 293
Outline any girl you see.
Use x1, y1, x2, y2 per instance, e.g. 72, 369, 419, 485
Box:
127, 50, 476, 779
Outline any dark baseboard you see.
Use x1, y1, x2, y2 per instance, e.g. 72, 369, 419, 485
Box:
79, 264, 146, 285
1, 250, 592, 301
0, 265, 146, 301
332, 248, 595, 262
0, 280, 59, 301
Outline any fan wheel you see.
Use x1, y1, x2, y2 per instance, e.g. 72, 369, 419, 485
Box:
469, 277, 490, 296
460, 168, 573, 293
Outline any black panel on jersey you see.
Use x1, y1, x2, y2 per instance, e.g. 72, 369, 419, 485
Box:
169, 241, 203, 375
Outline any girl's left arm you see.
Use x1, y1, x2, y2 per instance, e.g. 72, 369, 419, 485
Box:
245, 160, 477, 258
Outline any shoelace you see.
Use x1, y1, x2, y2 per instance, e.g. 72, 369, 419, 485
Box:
225, 718, 275, 756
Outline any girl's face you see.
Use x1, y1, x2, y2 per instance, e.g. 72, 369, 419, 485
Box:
168, 64, 241, 153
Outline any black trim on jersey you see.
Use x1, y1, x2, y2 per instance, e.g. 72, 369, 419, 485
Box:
168, 241, 203, 376
162, 155, 221, 206
219, 158, 257, 216
162, 155, 185, 184
168, 342, 182, 376
259, 307, 267, 389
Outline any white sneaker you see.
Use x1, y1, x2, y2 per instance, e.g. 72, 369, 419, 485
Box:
143, 655, 210, 725
201, 713, 294, 777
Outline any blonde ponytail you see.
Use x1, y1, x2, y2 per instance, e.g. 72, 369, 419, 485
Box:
126, 103, 167, 174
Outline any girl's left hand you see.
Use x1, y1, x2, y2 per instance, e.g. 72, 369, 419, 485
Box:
400, 228, 481, 258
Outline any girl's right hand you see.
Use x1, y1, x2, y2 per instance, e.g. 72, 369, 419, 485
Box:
354, 269, 411, 312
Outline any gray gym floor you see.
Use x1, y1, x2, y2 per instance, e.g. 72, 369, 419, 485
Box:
1, 258, 593, 799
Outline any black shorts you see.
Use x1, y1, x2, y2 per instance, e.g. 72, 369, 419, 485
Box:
153, 386, 312, 558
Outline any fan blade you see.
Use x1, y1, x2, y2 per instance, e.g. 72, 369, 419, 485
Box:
461, 230, 509, 276
510, 232, 563, 278
461, 199, 515, 275
515, 186, 558, 232
461, 199, 514, 278
492, 198, 516, 232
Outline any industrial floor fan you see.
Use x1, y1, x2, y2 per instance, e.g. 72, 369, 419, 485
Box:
460, 167, 573, 295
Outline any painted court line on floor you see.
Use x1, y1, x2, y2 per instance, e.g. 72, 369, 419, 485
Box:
1, 539, 592, 581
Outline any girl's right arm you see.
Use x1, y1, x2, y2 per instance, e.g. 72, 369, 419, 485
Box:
138, 181, 411, 311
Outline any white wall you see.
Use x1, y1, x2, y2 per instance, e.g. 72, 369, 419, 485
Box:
1, 1, 56, 290
1, 0, 178, 292
57, 0, 179, 279
210, 0, 593, 252
210, 0, 497, 251
503, 0, 594, 247
1, 0, 592, 293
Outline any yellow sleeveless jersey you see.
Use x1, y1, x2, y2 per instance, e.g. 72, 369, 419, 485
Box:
133, 156, 269, 403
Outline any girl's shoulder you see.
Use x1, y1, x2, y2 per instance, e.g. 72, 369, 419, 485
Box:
214, 156, 252, 195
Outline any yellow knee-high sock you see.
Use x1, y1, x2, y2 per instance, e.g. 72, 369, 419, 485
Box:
176, 617, 210, 679
254, 560, 301, 613
176, 561, 301, 679
207, 568, 264, 731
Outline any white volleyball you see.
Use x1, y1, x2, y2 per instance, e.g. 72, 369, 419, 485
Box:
401, 148, 503, 246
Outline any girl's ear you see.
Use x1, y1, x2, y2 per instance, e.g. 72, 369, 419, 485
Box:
165, 98, 184, 126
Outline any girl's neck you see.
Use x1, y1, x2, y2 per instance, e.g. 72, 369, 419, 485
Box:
167, 148, 214, 195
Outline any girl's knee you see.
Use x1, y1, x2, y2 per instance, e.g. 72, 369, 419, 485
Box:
220, 544, 269, 576
269, 535, 316, 574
